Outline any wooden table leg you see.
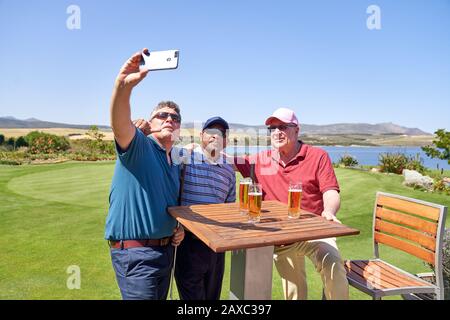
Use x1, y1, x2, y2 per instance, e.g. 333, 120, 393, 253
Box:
229, 246, 274, 300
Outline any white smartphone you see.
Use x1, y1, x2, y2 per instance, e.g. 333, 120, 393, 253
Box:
141, 49, 179, 71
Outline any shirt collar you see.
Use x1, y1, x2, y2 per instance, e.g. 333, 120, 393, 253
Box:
271, 141, 305, 166
148, 135, 171, 153
193, 146, 225, 166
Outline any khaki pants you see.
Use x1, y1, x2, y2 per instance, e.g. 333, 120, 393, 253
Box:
273, 238, 349, 300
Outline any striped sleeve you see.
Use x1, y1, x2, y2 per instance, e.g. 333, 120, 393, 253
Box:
225, 165, 236, 203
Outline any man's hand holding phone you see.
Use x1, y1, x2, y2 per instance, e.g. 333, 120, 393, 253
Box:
115, 48, 150, 90
114, 48, 179, 90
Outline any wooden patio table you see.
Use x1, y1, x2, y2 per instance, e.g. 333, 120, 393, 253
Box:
168, 200, 359, 300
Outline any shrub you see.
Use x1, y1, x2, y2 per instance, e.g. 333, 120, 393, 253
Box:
68, 151, 116, 161
0, 151, 26, 165
0, 144, 13, 151
0, 134, 4, 145
25, 131, 70, 154
433, 177, 450, 195
425, 229, 450, 299
15, 136, 28, 148
87, 126, 111, 153
378, 153, 408, 174
89, 139, 115, 155
6, 137, 15, 147
379, 152, 428, 175
0, 159, 22, 165
69, 139, 115, 157
405, 153, 427, 174
443, 230, 450, 298
422, 129, 450, 165
337, 154, 359, 167
24, 131, 42, 145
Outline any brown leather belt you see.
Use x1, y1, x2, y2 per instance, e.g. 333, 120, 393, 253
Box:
109, 238, 171, 249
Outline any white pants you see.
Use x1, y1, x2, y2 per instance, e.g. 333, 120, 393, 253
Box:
273, 238, 349, 300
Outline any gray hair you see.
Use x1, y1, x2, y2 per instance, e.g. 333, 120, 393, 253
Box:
150, 101, 181, 120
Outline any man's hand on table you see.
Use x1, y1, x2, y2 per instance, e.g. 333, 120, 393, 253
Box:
321, 211, 342, 224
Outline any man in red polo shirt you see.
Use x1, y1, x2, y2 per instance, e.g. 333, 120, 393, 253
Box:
234, 107, 348, 300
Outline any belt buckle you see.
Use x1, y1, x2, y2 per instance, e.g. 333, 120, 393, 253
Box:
160, 237, 170, 246
108, 240, 122, 249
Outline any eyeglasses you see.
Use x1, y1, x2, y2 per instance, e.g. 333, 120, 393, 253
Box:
203, 128, 227, 137
267, 124, 297, 131
151, 112, 181, 123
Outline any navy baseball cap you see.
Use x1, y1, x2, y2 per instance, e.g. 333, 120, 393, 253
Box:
202, 116, 229, 131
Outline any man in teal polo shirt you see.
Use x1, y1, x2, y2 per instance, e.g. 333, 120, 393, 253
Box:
105, 48, 184, 300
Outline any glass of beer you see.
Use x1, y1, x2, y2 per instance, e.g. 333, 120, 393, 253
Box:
288, 182, 302, 218
248, 183, 262, 223
239, 177, 252, 215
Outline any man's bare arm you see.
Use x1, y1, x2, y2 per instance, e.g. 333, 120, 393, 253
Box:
321, 189, 341, 223
110, 49, 150, 150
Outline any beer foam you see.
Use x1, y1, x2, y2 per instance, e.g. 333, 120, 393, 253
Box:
288, 189, 302, 192
248, 192, 262, 196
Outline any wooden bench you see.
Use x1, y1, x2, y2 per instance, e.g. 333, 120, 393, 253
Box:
345, 192, 447, 300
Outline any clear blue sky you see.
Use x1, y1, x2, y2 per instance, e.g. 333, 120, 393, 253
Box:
1, 0, 449, 133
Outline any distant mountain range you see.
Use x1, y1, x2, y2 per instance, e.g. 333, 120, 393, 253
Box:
183, 122, 430, 135
0, 116, 110, 130
0, 116, 430, 135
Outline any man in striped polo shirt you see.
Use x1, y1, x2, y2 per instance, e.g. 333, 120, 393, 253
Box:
134, 116, 236, 299
175, 116, 236, 300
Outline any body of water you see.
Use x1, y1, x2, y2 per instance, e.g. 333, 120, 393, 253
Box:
225, 145, 450, 170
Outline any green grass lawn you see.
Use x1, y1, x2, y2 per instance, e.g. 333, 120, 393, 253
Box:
0, 162, 448, 300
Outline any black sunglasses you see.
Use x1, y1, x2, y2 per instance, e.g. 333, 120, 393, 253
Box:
267, 124, 297, 131
151, 112, 181, 123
